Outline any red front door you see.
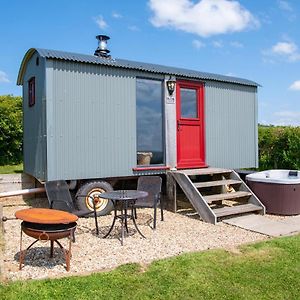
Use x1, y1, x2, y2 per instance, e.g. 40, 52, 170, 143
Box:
176, 80, 206, 169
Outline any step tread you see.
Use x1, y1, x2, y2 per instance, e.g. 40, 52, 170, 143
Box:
194, 179, 241, 188
175, 168, 232, 176
204, 191, 252, 203
213, 203, 262, 218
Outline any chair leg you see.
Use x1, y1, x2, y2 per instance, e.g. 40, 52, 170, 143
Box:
160, 196, 164, 221
134, 207, 137, 219
153, 204, 157, 230
160, 206, 164, 222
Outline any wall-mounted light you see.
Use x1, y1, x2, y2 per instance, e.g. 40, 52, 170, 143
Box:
166, 77, 176, 96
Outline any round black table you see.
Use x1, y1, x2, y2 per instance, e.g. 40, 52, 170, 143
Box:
100, 190, 148, 245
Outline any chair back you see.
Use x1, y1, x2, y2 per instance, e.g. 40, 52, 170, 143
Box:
45, 180, 74, 213
137, 176, 162, 206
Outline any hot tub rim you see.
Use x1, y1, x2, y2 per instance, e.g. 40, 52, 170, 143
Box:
246, 169, 300, 185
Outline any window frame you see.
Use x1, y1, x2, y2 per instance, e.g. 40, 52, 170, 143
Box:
136, 76, 166, 166
28, 77, 35, 107
180, 87, 199, 119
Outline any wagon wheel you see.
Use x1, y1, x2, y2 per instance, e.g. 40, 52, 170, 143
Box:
75, 181, 114, 216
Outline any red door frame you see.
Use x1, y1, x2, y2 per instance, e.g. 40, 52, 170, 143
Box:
176, 80, 206, 169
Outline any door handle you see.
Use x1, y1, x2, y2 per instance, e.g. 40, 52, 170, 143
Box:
177, 123, 180, 131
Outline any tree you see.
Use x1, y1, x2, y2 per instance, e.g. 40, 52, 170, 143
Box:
0, 95, 23, 165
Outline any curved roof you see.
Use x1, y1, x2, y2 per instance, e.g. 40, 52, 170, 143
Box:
17, 48, 259, 87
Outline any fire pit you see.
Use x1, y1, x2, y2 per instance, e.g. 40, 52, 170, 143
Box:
15, 208, 78, 271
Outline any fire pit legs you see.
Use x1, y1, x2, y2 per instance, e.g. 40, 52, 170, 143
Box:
15, 208, 78, 272
66, 236, 72, 271
19, 222, 76, 271
51, 238, 72, 272
50, 240, 54, 258
19, 229, 24, 271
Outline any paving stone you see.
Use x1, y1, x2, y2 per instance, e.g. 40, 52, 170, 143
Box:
224, 214, 300, 237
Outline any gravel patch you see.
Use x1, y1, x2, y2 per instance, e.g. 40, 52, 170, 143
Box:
2, 203, 268, 281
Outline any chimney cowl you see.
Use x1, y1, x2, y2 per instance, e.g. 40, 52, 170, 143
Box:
94, 35, 111, 58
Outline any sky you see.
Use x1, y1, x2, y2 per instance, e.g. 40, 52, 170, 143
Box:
0, 0, 300, 126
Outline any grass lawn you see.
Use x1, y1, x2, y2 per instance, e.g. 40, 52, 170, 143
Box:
0, 164, 23, 174
0, 234, 299, 300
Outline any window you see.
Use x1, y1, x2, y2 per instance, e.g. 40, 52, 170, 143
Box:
28, 77, 35, 107
136, 78, 164, 165
180, 88, 198, 118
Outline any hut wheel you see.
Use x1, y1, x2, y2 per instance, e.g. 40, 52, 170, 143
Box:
75, 181, 113, 216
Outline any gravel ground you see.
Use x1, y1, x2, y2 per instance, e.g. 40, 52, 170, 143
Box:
1, 200, 268, 281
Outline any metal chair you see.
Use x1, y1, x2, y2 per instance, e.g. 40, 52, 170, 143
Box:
45, 180, 100, 236
134, 176, 163, 229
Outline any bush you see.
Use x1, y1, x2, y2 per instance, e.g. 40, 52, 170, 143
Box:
0, 95, 23, 165
258, 125, 300, 170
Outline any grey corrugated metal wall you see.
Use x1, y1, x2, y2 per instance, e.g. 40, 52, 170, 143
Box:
46, 60, 137, 180
205, 81, 258, 169
23, 53, 258, 181
23, 52, 47, 181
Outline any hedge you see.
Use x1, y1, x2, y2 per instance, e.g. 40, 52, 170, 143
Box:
0, 95, 23, 165
258, 125, 300, 170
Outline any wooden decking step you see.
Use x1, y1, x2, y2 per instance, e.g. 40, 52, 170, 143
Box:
176, 168, 232, 176
204, 191, 252, 204
194, 179, 241, 188
213, 203, 263, 218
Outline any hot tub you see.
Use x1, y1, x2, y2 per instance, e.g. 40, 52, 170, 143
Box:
246, 170, 300, 215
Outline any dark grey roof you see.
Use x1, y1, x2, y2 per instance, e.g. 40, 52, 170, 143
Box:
18, 48, 259, 87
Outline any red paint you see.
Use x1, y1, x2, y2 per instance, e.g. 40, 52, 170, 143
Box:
176, 80, 206, 169
132, 166, 170, 171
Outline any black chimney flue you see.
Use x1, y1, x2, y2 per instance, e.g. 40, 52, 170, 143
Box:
94, 35, 111, 58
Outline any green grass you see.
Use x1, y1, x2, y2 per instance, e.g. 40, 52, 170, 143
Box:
0, 163, 23, 174
1, 234, 299, 300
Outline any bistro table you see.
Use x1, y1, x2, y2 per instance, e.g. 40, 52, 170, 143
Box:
15, 208, 78, 271
100, 190, 148, 245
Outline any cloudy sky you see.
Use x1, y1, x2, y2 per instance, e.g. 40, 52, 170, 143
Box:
0, 0, 299, 125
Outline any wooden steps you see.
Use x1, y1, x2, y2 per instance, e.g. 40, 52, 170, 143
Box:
213, 203, 262, 218
204, 191, 252, 204
168, 167, 265, 224
175, 168, 231, 176
194, 179, 241, 188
